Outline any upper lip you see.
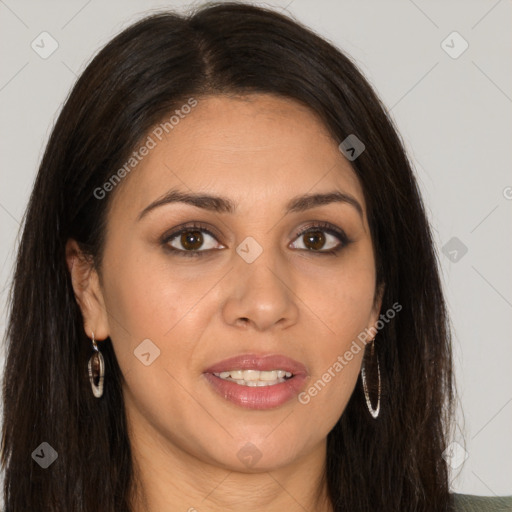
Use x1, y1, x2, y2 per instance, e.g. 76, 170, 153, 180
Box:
204, 353, 308, 376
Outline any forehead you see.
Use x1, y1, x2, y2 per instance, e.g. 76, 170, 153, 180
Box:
108, 93, 366, 219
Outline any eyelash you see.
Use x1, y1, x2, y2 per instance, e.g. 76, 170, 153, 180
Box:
161, 221, 351, 258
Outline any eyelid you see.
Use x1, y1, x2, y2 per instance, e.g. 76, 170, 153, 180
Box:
162, 221, 223, 243
293, 221, 350, 246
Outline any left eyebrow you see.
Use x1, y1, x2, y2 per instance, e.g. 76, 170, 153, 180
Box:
286, 191, 363, 219
137, 188, 363, 221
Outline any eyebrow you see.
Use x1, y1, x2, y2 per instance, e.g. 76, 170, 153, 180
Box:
137, 188, 363, 221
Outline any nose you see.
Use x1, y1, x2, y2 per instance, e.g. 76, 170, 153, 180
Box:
221, 248, 299, 332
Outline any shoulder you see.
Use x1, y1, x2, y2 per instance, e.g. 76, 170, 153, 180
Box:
452, 493, 512, 511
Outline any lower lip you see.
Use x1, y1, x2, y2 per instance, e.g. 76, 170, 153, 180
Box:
203, 373, 308, 410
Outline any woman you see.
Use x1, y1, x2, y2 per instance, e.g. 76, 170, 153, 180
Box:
1, 2, 510, 511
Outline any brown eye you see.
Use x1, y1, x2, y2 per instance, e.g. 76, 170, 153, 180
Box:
163, 224, 224, 257
290, 223, 347, 254
302, 230, 326, 251
180, 230, 204, 251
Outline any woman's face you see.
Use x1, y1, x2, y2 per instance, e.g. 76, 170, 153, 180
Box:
69, 93, 382, 473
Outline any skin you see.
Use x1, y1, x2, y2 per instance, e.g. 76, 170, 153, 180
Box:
66, 93, 383, 512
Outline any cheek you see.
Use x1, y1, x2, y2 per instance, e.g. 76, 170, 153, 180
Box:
292, 243, 375, 418
103, 237, 215, 332
295, 266, 373, 425
100, 242, 216, 376
296, 348, 363, 440
296, 245, 376, 348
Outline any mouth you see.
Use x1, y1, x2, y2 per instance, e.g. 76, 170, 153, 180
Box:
212, 369, 294, 387
203, 353, 308, 409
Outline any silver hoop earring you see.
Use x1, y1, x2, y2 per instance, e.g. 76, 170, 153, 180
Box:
88, 331, 105, 398
361, 338, 381, 419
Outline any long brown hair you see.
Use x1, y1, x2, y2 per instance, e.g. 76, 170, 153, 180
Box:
1, 3, 455, 510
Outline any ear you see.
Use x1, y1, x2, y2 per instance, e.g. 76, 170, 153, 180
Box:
65, 238, 110, 340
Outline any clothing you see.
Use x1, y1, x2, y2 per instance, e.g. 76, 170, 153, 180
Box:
453, 493, 512, 511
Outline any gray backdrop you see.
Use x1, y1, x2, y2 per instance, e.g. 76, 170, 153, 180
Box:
1, 0, 511, 498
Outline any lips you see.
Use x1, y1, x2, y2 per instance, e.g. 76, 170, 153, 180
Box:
204, 353, 308, 376
203, 353, 309, 410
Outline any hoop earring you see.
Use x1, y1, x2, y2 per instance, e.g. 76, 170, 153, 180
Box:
88, 331, 105, 398
361, 338, 381, 419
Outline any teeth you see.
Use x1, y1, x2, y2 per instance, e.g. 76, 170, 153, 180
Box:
213, 369, 293, 386
243, 369, 261, 381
